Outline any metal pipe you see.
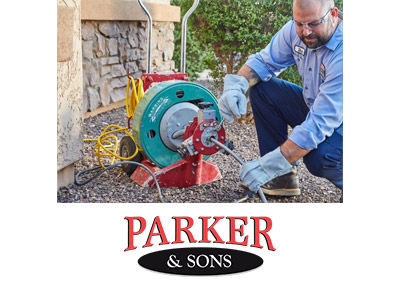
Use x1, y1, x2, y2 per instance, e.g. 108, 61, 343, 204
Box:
235, 196, 249, 203
138, 0, 152, 73
180, 0, 199, 73
210, 138, 268, 203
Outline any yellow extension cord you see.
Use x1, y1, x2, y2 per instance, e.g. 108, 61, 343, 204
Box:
84, 76, 144, 169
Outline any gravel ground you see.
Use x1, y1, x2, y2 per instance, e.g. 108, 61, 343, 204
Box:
57, 80, 342, 203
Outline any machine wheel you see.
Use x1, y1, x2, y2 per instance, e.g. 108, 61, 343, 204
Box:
119, 136, 142, 176
131, 81, 220, 168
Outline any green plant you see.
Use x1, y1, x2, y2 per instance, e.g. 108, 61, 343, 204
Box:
172, 0, 212, 80
172, 0, 343, 88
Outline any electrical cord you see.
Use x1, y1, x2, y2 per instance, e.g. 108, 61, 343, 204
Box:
84, 77, 144, 169
84, 124, 140, 169
126, 76, 144, 118
75, 161, 164, 203
76, 77, 164, 202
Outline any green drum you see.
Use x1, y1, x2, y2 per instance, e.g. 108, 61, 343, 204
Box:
131, 81, 221, 168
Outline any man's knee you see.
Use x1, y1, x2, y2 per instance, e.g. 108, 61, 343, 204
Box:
303, 146, 343, 182
249, 81, 273, 105
249, 78, 280, 101
250, 78, 304, 108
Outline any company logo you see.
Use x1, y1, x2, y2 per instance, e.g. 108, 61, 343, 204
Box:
294, 45, 305, 56
138, 247, 263, 275
124, 216, 275, 250
124, 216, 274, 275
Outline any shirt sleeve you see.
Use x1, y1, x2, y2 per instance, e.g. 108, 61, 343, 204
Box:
245, 21, 295, 81
289, 52, 343, 150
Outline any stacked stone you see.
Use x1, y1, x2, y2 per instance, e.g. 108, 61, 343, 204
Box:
81, 21, 175, 112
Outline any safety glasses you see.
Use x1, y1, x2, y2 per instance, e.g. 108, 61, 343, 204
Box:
292, 8, 333, 29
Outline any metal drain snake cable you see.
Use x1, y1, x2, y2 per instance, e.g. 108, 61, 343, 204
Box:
74, 161, 164, 203
210, 138, 268, 203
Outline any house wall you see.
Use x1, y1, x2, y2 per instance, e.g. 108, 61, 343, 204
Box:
57, 0, 83, 179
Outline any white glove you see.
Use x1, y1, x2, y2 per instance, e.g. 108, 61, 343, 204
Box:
218, 74, 249, 123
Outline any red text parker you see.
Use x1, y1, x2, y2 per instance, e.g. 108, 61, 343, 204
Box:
124, 216, 275, 251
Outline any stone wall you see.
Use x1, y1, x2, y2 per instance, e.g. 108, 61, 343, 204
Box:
81, 20, 175, 112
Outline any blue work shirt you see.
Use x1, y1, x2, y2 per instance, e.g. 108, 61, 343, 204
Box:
246, 20, 343, 150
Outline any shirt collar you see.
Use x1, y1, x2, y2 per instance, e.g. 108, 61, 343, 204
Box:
325, 21, 343, 51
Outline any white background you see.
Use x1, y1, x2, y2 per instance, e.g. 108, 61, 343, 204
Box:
1, 1, 399, 284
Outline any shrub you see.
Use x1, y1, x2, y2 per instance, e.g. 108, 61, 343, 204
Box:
171, 0, 212, 80
172, 0, 343, 89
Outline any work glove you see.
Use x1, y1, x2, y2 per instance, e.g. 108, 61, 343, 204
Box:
218, 74, 249, 123
240, 147, 293, 193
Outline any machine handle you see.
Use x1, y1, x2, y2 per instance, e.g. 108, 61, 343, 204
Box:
138, 0, 153, 73
198, 102, 214, 109
180, 0, 200, 73
137, 0, 200, 74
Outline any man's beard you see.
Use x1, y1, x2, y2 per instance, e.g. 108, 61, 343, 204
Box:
300, 33, 330, 49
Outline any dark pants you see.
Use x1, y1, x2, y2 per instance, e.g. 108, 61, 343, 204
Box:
249, 78, 343, 189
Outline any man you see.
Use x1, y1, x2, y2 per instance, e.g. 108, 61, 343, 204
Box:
218, 0, 343, 196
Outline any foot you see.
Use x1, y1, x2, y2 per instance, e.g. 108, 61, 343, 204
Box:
261, 169, 300, 196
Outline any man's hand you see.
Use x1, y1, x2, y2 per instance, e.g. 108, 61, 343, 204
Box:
218, 65, 261, 123
240, 147, 293, 192
218, 74, 249, 123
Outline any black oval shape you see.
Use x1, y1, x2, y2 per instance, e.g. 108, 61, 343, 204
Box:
138, 247, 263, 275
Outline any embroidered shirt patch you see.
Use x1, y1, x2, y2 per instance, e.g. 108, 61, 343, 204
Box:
294, 45, 305, 56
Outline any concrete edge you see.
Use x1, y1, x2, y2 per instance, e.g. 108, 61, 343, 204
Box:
82, 0, 181, 22
84, 99, 126, 119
